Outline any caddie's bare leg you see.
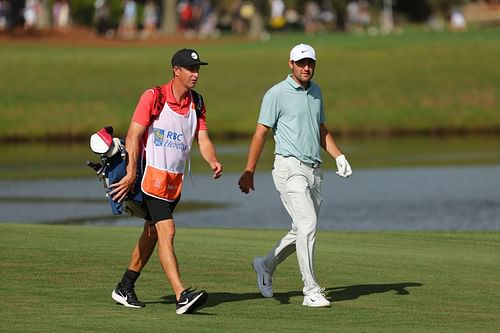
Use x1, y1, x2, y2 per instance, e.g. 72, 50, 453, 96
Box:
128, 221, 158, 272
155, 219, 185, 300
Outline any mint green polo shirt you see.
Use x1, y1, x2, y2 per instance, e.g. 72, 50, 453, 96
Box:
258, 75, 325, 164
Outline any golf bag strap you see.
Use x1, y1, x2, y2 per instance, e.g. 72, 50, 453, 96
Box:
191, 89, 204, 118
151, 86, 165, 119
150, 86, 204, 121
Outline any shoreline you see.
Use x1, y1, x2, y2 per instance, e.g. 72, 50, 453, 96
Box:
1, 126, 500, 144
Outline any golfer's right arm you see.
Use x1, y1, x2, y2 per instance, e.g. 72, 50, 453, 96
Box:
238, 124, 270, 194
110, 121, 146, 202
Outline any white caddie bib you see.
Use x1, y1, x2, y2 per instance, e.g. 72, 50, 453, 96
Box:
141, 95, 197, 201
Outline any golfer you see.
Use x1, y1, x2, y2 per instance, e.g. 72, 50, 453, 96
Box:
110, 48, 222, 314
238, 43, 352, 307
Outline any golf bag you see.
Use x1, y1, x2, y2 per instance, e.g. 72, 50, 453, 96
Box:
86, 126, 147, 218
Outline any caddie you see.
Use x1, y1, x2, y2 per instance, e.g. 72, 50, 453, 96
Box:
109, 48, 223, 315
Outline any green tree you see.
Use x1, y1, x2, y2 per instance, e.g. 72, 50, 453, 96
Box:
161, 0, 177, 35
38, 0, 51, 28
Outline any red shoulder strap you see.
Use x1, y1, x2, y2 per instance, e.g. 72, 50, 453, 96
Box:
151, 86, 165, 120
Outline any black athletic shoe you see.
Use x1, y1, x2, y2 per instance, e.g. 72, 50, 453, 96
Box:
111, 284, 145, 308
175, 288, 208, 314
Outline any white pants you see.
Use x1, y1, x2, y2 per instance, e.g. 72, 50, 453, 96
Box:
263, 155, 323, 295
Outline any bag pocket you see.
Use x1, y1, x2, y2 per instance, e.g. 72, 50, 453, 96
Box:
141, 164, 183, 201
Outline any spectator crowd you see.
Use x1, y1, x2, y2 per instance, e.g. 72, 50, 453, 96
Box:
0, 0, 471, 39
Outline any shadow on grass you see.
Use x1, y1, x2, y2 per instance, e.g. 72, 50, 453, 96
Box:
155, 282, 423, 310
327, 282, 423, 302
143, 299, 172, 305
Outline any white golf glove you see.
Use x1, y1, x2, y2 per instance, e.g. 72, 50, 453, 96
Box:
335, 154, 352, 178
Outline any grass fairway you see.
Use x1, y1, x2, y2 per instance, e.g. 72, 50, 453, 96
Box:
1, 27, 500, 139
1, 224, 498, 332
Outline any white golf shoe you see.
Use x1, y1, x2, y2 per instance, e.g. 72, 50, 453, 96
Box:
252, 257, 273, 298
302, 288, 331, 307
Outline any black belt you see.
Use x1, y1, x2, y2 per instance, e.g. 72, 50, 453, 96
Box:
278, 155, 321, 168
299, 160, 321, 168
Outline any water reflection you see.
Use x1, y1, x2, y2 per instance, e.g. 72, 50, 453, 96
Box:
0, 135, 499, 230
1, 167, 499, 231
1, 135, 499, 179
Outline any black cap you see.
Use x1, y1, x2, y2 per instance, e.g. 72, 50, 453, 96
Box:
171, 48, 208, 67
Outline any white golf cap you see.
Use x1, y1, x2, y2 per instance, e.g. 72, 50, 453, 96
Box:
289, 43, 316, 62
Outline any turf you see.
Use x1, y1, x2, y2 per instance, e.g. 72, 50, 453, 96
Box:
1, 224, 498, 332
1, 27, 500, 140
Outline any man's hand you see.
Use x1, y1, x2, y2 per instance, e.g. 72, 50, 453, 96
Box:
335, 154, 352, 178
238, 170, 255, 194
109, 172, 136, 203
210, 161, 223, 179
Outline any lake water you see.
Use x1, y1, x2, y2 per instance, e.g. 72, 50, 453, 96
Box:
1, 166, 499, 231
1, 135, 499, 230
